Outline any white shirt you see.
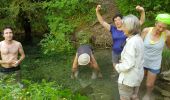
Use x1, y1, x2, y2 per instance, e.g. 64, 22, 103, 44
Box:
115, 34, 144, 87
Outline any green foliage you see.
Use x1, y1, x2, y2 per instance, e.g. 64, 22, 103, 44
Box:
0, 79, 88, 100
77, 31, 91, 45
40, 0, 97, 55
115, 0, 170, 26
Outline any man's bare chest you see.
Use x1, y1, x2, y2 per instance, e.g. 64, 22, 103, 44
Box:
1, 44, 18, 54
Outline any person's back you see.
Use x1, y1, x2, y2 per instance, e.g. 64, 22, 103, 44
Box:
77, 45, 92, 57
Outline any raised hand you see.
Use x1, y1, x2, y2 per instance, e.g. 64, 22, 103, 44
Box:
136, 5, 144, 12
96, 5, 101, 12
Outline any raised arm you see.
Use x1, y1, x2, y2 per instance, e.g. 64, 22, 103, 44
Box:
136, 5, 145, 25
96, 5, 111, 31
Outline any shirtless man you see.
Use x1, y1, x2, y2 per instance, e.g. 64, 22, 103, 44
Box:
0, 26, 25, 82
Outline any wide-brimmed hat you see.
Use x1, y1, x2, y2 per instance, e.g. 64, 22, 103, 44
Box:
78, 53, 90, 65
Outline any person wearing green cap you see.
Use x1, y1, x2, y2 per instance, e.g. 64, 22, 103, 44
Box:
141, 13, 170, 100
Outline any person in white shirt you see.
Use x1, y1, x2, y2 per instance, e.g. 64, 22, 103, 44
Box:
114, 15, 144, 100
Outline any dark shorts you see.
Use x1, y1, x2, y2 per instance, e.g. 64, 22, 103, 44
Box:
144, 67, 160, 74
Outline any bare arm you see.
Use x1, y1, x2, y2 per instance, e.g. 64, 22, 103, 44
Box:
136, 5, 145, 25
0, 42, 6, 64
72, 53, 78, 70
17, 43, 25, 64
141, 28, 149, 40
96, 5, 111, 31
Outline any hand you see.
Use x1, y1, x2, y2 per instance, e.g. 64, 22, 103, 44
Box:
136, 5, 144, 12
13, 60, 20, 67
96, 5, 101, 12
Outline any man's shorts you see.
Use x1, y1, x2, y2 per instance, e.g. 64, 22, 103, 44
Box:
0, 66, 21, 82
144, 67, 160, 74
112, 51, 120, 64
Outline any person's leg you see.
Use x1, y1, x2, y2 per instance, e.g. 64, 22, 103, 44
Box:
15, 70, 21, 82
0, 72, 6, 82
118, 84, 133, 100
14, 70, 24, 88
131, 86, 140, 100
112, 51, 120, 77
90, 54, 102, 79
112, 51, 120, 68
142, 70, 157, 100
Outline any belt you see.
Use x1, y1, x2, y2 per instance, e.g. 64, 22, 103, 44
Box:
0, 66, 20, 73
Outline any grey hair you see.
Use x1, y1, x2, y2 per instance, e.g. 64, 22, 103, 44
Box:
122, 14, 141, 35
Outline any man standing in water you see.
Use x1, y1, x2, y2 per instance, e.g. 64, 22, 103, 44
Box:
0, 26, 25, 83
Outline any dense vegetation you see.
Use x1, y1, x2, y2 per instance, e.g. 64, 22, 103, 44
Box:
0, 79, 88, 99
0, 0, 97, 54
116, 0, 170, 26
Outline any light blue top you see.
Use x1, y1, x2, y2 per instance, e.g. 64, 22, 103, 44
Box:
143, 27, 166, 70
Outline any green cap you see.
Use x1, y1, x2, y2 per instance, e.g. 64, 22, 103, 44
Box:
156, 14, 170, 25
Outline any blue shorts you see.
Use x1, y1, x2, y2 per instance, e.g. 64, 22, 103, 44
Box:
144, 67, 160, 74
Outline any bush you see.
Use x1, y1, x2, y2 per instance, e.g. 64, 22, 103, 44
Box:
40, 0, 97, 55
0, 79, 88, 100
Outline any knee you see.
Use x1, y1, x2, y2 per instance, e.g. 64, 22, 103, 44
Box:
146, 82, 154, 88
72, 68, 78, 72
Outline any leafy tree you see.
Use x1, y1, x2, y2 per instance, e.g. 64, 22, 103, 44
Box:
115, 0, 170, 26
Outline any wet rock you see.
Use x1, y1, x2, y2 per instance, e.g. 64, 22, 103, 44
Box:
164, 97, 170, 100
155, 70, 170, 97
155, 86, 170, 97
161, 70, 170, 81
